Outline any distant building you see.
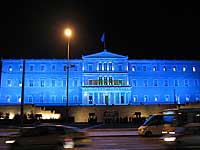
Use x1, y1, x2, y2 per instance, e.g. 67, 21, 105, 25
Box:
1, 50, 200, 106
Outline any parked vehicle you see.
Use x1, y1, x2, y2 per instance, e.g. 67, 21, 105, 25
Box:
161, 123, 200, 149
6, 124, 91, 150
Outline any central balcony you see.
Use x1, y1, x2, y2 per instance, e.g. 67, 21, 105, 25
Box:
83, 80, 130, 87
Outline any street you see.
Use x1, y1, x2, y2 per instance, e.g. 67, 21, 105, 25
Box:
83, 136, 168, 150
0, 130, 168, 150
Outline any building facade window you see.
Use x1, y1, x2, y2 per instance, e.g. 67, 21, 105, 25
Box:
174, 80, 178, 86
104, 63, 107, 71
40, 96, 44, 103
73, 95, 78, 104
29, 80, 33, 87
52, 80, 56, 87
133, 95, 138, 102
74, 65, 78, 71
154, 96, 158, 102
121, 95, 124, 104
99, 63, 102, 71
64, 65, 67, 71
119, 80, 122, 85
185, 96, 190, 102
109, 63, 112, 71
104, 77, 108, 85
89, 95, 93, 104
132, 66, 136, 72
163, 66, 166, 71
88, 64, 92, 72
153, 66, 157, 71
109, 77, 112, 85
99, 77, 103, 85
7, 79, 12, 87
51, 65, 56, 72
19, 65, 23, 72
63, 79, 66, 87
165, 95, 169, 102
18, 80, 22, 87
132, 80, 136, 86
6, 96, 11, 102
144, 80, 148, 87
18, 96, 21, 102
41, 65, 45, 71
164, 80, 168, 86
192, 66, 196, 72
62, 96, 66, 103
144, 95, 148, 102
153, 80, 158, 86
51, 96, 56, 103
184, 80, 189, 87
40, 80, 45, 87
143, 66, 147, 71
196, 95, 200, 102
118, 64, 122, 72
30, 65, 34, 71
183, 66, 186, 72
8, 66, 12, 72
173, 66, 176, 72
28, 96, 33, 103
73, 79, 78, 87
195, 80, 198, 86
88, 80, 92, 85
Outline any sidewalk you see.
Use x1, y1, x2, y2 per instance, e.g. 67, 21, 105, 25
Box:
0, 124, 139, 137
87, 128, 138, 137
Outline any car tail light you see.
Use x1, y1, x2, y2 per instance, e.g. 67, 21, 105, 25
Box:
63, 137, 74, 148
64, 137, 73, 142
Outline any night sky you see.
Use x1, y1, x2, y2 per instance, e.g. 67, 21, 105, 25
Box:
0, 0, 200, 60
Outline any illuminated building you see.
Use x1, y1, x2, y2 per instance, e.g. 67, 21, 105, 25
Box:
1, 50, 200, 106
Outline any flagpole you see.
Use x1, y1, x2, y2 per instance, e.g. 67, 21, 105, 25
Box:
104, 40, 106, 50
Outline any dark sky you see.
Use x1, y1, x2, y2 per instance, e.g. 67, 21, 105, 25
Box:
0, 0, 200, 60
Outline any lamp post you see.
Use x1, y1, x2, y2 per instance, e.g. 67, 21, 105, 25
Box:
64, 28, 72, 124
21, 59, 25, 127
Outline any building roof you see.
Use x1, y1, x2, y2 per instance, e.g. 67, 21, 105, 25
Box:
82, 49, 128, 59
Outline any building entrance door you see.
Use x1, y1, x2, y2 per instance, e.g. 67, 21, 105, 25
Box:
105, 96, 108, 105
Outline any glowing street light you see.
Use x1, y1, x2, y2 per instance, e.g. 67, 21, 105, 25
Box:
64, 28, 72, 37
64, 28, 72, 124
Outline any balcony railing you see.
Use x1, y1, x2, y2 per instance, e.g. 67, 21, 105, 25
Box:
83, 80, 129, 86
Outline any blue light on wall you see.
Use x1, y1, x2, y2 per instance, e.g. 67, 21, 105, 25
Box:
0, 51, 200, 106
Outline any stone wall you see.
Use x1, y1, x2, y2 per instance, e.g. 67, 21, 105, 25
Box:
1, 103, 200, 122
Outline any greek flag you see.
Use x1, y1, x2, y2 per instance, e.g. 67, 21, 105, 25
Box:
101, 32, 105, 43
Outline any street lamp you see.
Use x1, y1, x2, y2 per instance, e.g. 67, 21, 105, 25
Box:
64, 28, 72, 124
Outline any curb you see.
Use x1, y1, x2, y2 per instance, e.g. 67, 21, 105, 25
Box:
87, 128, 138, 131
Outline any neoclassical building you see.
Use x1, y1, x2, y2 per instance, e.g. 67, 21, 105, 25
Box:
1, 50, 200, 106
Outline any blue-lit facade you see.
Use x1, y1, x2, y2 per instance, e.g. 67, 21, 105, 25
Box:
1, 50, 200, 106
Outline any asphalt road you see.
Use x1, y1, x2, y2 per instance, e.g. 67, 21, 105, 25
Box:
0, 130, 168, 150
84, 136, 168, 150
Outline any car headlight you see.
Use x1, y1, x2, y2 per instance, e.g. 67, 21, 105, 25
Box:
5, 140, 15, 144
163, 137, 176, 142
169, 131, 175, 134
162, 131, 168, 134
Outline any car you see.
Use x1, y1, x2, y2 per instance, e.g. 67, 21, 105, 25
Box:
161, 123, 200, 150
5, 124, 91, 150
138, 114, 174, 137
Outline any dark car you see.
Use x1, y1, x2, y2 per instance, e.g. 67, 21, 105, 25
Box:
6, 124, 91, 150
